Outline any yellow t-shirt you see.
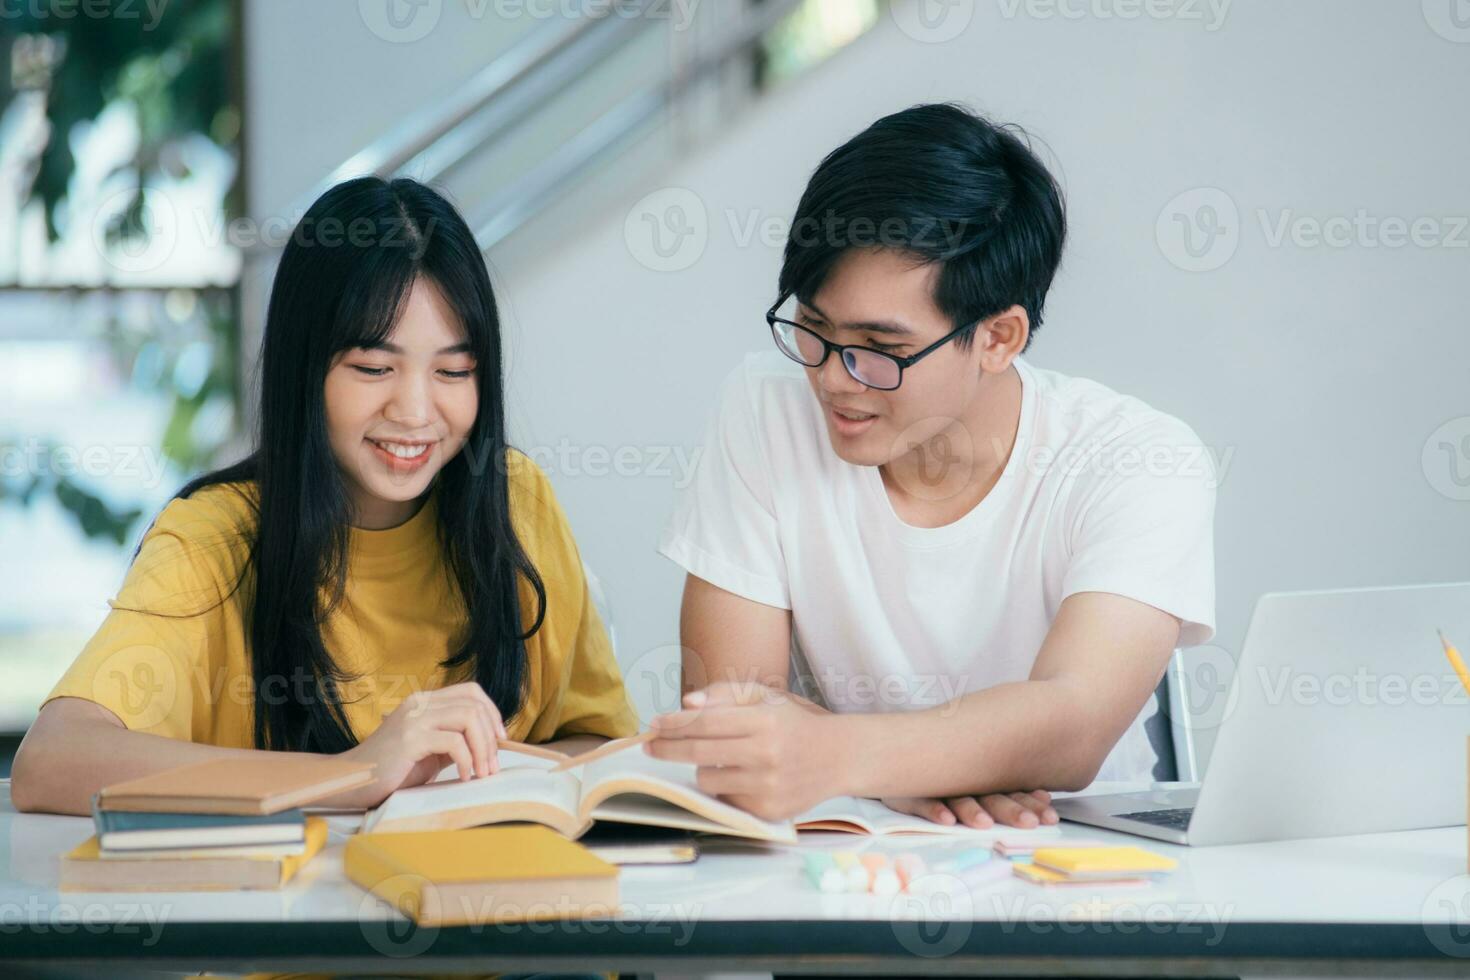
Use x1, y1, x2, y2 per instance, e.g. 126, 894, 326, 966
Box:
44, 451, 638, 747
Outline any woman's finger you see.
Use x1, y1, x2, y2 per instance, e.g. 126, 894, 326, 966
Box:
431, 683, 507, 738
423, 730, 475, 783
419, 702, 491, 778
461, 702, 497, 778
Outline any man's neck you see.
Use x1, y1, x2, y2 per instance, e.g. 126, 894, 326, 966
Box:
878, 363, 1023, 529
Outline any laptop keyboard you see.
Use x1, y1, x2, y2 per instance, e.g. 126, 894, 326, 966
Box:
1115, 806, 1194, 830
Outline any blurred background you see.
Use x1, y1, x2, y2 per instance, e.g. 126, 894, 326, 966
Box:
1, 0, 1466, 773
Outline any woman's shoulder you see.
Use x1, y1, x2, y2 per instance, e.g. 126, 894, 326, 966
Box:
156, 480, 260, 543
503, 448, 558, 514
115, 481, 257, 613
501, 449, 580, 569
503, 446, 549, 487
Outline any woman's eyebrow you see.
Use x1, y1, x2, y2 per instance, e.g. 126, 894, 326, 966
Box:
360, 340, 475, 355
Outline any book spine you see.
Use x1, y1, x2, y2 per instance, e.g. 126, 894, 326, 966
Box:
344, 838, 423, 921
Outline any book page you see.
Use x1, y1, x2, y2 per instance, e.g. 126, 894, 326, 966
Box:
796, 796, 1064, 837
579, 742, 794, 841
367, 761, 580, 832
429, 749, 562, 783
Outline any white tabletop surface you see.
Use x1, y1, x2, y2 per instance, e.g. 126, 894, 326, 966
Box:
4, 779, 1470, 936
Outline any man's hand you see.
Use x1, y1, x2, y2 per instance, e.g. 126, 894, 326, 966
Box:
647, 681, 842, 822
881, 791, 1058, 829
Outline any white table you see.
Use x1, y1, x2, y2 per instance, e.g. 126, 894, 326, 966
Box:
4, 780, 1470, 976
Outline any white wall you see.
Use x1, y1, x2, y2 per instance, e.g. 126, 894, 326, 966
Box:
242, 1, 1470, 740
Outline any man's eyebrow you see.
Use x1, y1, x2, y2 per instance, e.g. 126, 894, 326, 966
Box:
360, 340, 475, 355
800, 299, 916, 337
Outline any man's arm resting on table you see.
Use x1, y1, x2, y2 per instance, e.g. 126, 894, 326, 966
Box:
654, 577, 1181, 817
844, 587, 1180, 796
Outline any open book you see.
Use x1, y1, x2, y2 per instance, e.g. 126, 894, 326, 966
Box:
364, 735, 1065, 843
363, 736, 797, 843
795, 794, 1063, 839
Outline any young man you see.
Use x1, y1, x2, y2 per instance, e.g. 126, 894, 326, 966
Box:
647, 103, 1216, 830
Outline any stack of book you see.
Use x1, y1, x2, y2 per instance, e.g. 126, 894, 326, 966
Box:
1012, 845, 1178, 886
61, 756, 373, 892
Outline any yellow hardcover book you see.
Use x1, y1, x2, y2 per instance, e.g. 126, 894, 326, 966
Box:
345, 825, 619, 927
61, 816, 327, 891
1032, 845, 1178, 877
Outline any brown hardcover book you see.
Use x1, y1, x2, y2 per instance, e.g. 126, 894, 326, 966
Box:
61, 817, 328, 891
98, 757, 375, 816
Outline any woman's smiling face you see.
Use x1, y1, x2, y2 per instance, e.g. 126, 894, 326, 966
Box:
324, 276, 480, 529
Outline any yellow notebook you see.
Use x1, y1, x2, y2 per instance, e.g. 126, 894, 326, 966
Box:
1032, 845, 1178, 877
61, 816, 327, 891
346, 825, 619, 927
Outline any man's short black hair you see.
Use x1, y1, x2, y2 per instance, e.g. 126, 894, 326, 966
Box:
778, 103, 1066, 353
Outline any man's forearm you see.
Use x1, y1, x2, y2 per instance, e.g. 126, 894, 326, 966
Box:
824, 678, 1120, 799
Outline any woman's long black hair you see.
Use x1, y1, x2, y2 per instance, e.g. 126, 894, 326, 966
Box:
143, 176, 545, 752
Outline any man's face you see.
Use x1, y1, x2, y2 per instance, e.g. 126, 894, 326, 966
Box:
797, 248, 987, 468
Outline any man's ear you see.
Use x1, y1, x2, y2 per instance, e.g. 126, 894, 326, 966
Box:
976, 304, 1030, 374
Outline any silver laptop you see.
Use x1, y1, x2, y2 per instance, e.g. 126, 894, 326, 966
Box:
1053, 581, 1470, 846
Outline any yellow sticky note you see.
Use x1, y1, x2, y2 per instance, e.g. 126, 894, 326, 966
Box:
1013, 862, 1147, 886
1032, 846, 1177, 876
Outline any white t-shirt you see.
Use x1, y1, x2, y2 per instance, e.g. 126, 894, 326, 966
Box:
658, 351, 1217, 783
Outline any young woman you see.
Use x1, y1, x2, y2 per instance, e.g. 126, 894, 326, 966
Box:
12, 176, 638, 815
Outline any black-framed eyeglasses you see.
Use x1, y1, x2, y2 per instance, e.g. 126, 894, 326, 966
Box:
765, 293, 972, 391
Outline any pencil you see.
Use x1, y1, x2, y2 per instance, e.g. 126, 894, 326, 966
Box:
1438, 629, 1470, 697
550, 730, 657, 772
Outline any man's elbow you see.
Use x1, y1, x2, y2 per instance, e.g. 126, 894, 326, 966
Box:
1040, 739, 1111, 793
1048, 760, 1104, 794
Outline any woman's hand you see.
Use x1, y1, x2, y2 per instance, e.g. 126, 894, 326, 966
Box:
881, 790, 1058, 829
335, 682, 507, 809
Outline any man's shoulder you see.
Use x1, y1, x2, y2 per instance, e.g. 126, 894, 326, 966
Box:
714, 351, 823, 436
722, 350, 811, 404
1021, 357, 1206, 453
